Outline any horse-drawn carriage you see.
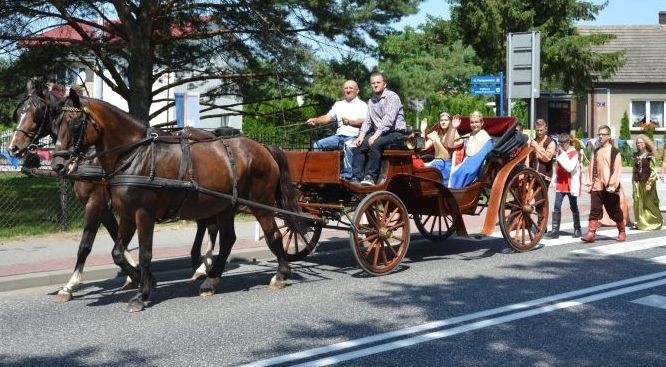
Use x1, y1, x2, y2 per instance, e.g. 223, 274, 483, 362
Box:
10, 84, 547, 311
279, 116, 548, 275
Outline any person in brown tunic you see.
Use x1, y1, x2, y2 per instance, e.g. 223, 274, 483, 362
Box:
582, 125, 625, 242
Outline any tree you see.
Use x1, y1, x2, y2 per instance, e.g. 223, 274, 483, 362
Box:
619, 110, 632, 165
0, 57, 28, 127
0, 0, 423, 122
374, 18, 484, 125
448, 0, 625, 95
619, 110, 630, 140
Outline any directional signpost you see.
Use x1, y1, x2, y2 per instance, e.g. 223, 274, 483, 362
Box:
506, 31, 540, 128
470, 73, 504, 116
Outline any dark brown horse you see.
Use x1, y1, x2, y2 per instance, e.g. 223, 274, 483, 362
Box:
8, 80, 218, 302
52, 89, 304, 312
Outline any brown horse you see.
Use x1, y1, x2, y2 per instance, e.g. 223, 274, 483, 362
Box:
52, 89, 304, 312
8, 79, 218, 302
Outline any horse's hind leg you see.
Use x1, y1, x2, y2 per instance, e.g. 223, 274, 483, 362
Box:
200, 211, 234, 297
256, 213, 291, 290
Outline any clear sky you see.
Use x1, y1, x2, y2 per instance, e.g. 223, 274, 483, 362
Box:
396, 0, 666, 29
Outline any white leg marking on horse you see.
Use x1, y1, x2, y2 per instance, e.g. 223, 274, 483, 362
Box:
269, 275, 286, 290
199, 277, 220, 297
192, 263, 207, 281
53, 268, 82, 303
124, 250, 138, 267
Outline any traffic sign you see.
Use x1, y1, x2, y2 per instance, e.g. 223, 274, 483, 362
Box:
471, 75, 502, 85
469, 73, 505, 115
470, 86, 501, 95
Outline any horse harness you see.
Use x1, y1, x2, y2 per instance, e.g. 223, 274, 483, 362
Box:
58, 105, 241, 221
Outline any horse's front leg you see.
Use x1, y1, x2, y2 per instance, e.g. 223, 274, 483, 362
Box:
200, 212, 232, 296
53, 202, 104, 303
191, 218, 218, 281
112, 217, 140, 289
127, 213, 155, 313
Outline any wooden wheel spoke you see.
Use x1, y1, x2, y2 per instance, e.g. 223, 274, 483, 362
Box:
365, 209, 381, 229
500, 170, 546, 252
284, 232, 296, 253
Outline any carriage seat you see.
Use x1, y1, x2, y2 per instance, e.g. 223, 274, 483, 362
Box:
448, 119, 526, 189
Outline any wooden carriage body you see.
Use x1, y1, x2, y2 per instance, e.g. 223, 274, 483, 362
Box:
282, 116, 548, 275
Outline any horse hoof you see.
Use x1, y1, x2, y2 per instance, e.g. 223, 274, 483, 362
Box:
127, 299, 144, 313
199, 277, 220, 297
268, 275, 286, 290
52, 291, 73, 303
199, 288, 215, 297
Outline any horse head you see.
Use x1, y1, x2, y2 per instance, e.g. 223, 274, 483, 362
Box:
8, 78, 61, 157
52, 88, 95, 174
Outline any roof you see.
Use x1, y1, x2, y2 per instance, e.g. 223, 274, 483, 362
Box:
576, 25, 666, 84
19, 23, 101, 46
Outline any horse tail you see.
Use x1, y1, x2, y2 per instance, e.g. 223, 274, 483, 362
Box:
265, 145, 305, 234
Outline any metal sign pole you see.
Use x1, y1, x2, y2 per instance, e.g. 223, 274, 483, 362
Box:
506, 34, 512, 117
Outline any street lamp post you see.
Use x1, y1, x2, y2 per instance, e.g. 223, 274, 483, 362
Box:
408, 97, 426, 128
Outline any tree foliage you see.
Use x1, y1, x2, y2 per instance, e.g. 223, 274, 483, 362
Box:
0, 58, 28, 127
0, 0, 423, 122
448, 0, 625, 95
375, 18, 486, 126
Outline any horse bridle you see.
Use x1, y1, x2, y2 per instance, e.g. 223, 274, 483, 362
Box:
13, 95, 54, 154
52, 105, 91, 160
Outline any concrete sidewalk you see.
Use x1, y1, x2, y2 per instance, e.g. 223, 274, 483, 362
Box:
0, 168, 657, 293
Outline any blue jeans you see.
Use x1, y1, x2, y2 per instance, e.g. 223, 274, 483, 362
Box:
553, 192, 579, 214
313, 134, 355, 178
351, 131, 405, 181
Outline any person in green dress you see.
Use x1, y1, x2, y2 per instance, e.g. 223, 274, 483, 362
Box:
631, 134, 662, 230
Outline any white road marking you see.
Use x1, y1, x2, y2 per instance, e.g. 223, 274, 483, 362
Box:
650, 255, 666, 264
631, 294, 666, 309
241, 271, 666, 367
571, 236, 666, 256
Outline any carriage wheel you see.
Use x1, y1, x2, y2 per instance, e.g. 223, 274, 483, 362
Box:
350, 191, 410, 275
413, 213, 455, 242
275, 217, 322, 262
499, 168, 548, 252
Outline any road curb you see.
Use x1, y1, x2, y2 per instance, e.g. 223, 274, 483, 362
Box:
0, 239, 351, 293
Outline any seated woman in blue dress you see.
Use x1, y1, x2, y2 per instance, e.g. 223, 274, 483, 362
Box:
448, 110, 493, 188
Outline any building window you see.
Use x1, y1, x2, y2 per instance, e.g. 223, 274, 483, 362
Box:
631, 100, 664, 128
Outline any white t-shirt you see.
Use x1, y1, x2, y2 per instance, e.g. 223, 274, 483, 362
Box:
327, 97, 368, 137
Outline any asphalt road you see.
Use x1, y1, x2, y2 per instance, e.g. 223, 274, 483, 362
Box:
1, 222, 665, 367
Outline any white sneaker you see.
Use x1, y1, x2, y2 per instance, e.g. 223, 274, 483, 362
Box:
360, 177, 375, 186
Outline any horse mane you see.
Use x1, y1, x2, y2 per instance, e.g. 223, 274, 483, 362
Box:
83, 98, 149, 132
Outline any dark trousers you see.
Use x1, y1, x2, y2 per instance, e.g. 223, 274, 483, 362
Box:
553, 192, 579, 214
589, 190, 623, 222
351, 131, 405, 180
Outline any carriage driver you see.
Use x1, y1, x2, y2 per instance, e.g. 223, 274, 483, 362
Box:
350, 72, 408, 186
307, 80, 368, 179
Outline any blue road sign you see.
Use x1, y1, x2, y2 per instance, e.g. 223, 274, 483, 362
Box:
471, 75, 502, 85
471, 86, 501, 95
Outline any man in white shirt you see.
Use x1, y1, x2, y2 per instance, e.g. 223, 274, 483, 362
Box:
307, 80, 368, 179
